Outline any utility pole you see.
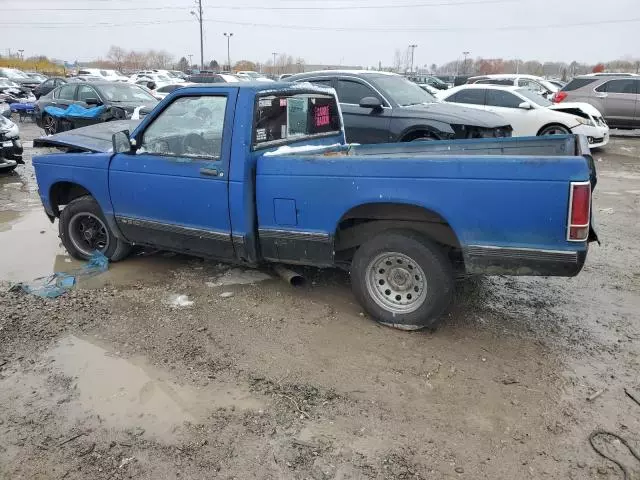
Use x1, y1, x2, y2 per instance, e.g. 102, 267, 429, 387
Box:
408, 44, 417, 75
188, 54, 193, 68
462, 51, 470, 75
272, 52, 278, 76
190, 0, 204, 70
18, 49, 24, 60
224, 32, 233, 71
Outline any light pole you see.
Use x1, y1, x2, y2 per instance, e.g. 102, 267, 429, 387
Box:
462, 51, 470, 75
18, 49, 24, 60
223, 32, 233, 72
190, 0, 204, 71
272, 52, 278, 76
188, 54, 193, 69
408, 44, 417, 75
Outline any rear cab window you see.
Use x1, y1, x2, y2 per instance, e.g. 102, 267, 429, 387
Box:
253, 91, 341, 149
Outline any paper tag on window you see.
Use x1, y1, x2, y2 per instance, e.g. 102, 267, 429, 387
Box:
256, 128, 267, 141
258, 98, 271, 108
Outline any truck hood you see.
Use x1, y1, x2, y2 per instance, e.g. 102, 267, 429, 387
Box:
395, 102, 508, 128
33, 120, 140, 152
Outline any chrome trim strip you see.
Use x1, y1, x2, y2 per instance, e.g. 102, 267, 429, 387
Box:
466, 245, 578, 263
258, 228, 330, 242
116, 216, 231, 242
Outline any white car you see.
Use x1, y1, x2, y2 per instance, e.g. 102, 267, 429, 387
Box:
154, 83, 195, 99
467, 74, 559, 99
77, 68, 128, 82
236, 71, 274, 82
438, 84, 609, 148
129, 73, 174, 88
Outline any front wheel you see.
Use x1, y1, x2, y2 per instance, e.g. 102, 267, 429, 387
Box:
351, 230, 454, 330
42, 114, 57, 135
59, 196, 132, 262
538, 124, 570, 136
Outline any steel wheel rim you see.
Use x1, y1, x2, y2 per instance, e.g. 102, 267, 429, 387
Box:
541, 126, 569, 135
43, 115, 56, 134
366, 252, 427, 314
68, 212, 110, 256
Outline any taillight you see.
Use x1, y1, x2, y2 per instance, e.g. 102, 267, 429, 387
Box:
567, 182, 591, 241
553, 91, 568, 103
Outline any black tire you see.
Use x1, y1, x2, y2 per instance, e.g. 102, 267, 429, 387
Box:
59, 195, 132, 262
42, 113, 57, 135
538, 124, 570, 136
351, 230, 454, 330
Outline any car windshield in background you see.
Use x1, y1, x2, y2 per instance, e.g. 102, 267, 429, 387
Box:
371, 75, 435, 106
99, 83, 157, 102
0, 68, 28, 80
516, 88, 552, 107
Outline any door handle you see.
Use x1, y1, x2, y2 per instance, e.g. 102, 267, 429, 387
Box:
595, 93, 607, 99
200, 167, 219, 176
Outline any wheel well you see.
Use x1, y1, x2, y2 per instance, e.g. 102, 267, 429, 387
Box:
536, 123, 571, 136
334, 203, 463, 268
49, 182, 92, 217
401, 129, 440, 142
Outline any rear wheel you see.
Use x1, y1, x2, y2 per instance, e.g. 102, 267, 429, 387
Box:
59, 196, 132, 261
42, 114, 57, 135
538, 124, 570, 136
351, 230, 454, 330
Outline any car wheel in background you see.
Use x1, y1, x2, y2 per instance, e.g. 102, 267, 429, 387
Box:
59, 196, 132, 262
42, 114, 57, 135
538, 124, 570, 136
350, 230, 454, 330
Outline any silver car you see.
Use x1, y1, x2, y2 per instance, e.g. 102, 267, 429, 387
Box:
553, 74, 639, 129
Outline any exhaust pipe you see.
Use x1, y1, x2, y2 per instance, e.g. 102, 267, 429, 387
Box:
273, 265, 305, 287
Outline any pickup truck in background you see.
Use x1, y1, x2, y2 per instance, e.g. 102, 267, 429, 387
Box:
32, 83, 598, 330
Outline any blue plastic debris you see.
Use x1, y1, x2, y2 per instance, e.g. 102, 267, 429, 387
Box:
43, 104, 106, 119
9, 252, 109, 298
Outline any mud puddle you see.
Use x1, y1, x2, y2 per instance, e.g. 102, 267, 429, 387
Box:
1, 335, 263, 442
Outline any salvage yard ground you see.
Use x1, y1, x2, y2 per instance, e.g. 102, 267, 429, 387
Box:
1, 122, 639, 479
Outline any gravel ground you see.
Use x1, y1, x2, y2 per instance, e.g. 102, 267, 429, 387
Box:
1, 121, 639, 479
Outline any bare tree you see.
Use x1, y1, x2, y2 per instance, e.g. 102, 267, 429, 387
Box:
107, 46, 126, 71
393, 49, 402, 73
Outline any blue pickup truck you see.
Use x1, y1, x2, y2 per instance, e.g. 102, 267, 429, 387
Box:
32, 83, 597, 330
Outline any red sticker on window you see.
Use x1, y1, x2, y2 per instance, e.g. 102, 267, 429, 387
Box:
314, 105, 330, 127
280, 98, 287, 107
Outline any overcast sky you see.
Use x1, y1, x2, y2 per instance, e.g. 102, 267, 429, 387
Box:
2, 0, 638, 68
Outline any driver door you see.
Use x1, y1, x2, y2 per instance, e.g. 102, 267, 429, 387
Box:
109, 89, 237, 258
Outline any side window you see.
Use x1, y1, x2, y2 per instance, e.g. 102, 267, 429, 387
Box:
336, 79, 378, 105
486, 90, 522, 108
596, 79, 637, 94
140, 96, 228, 159
447, 88, 486, 105
57, 84, 76, 100
42, 79, 54, 89
77, 85, 98, 102
519, 79, 546, 94
309, 79, 333, 88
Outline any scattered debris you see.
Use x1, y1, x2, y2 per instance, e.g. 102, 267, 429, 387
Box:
624, 387, 640, 407
599, 207, 614, 215
119, 456, 135, 469
9, 252, 108, 298
586, 389, 606, 402
169, 294, 194, 307
455, 466, 465, 473
58, 432, 86, 447
219, 291, 234, 298
207, 268, 271, 287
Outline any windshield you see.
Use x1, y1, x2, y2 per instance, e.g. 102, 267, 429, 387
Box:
99, 83, 158, 103
371, 75, 435, 106
516, 88, 552, 107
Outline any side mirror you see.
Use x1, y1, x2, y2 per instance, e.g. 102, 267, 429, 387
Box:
359, 96, 382, 110
85, 97, 102, 106
518, 102, 533, 110
112, 130, 132, 154
146, 81, 157, 90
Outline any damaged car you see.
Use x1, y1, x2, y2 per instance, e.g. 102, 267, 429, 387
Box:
438, 84, 609, 148
34, 81, 158, 134
0, 114, 23, 173
287, 70, 512, 143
